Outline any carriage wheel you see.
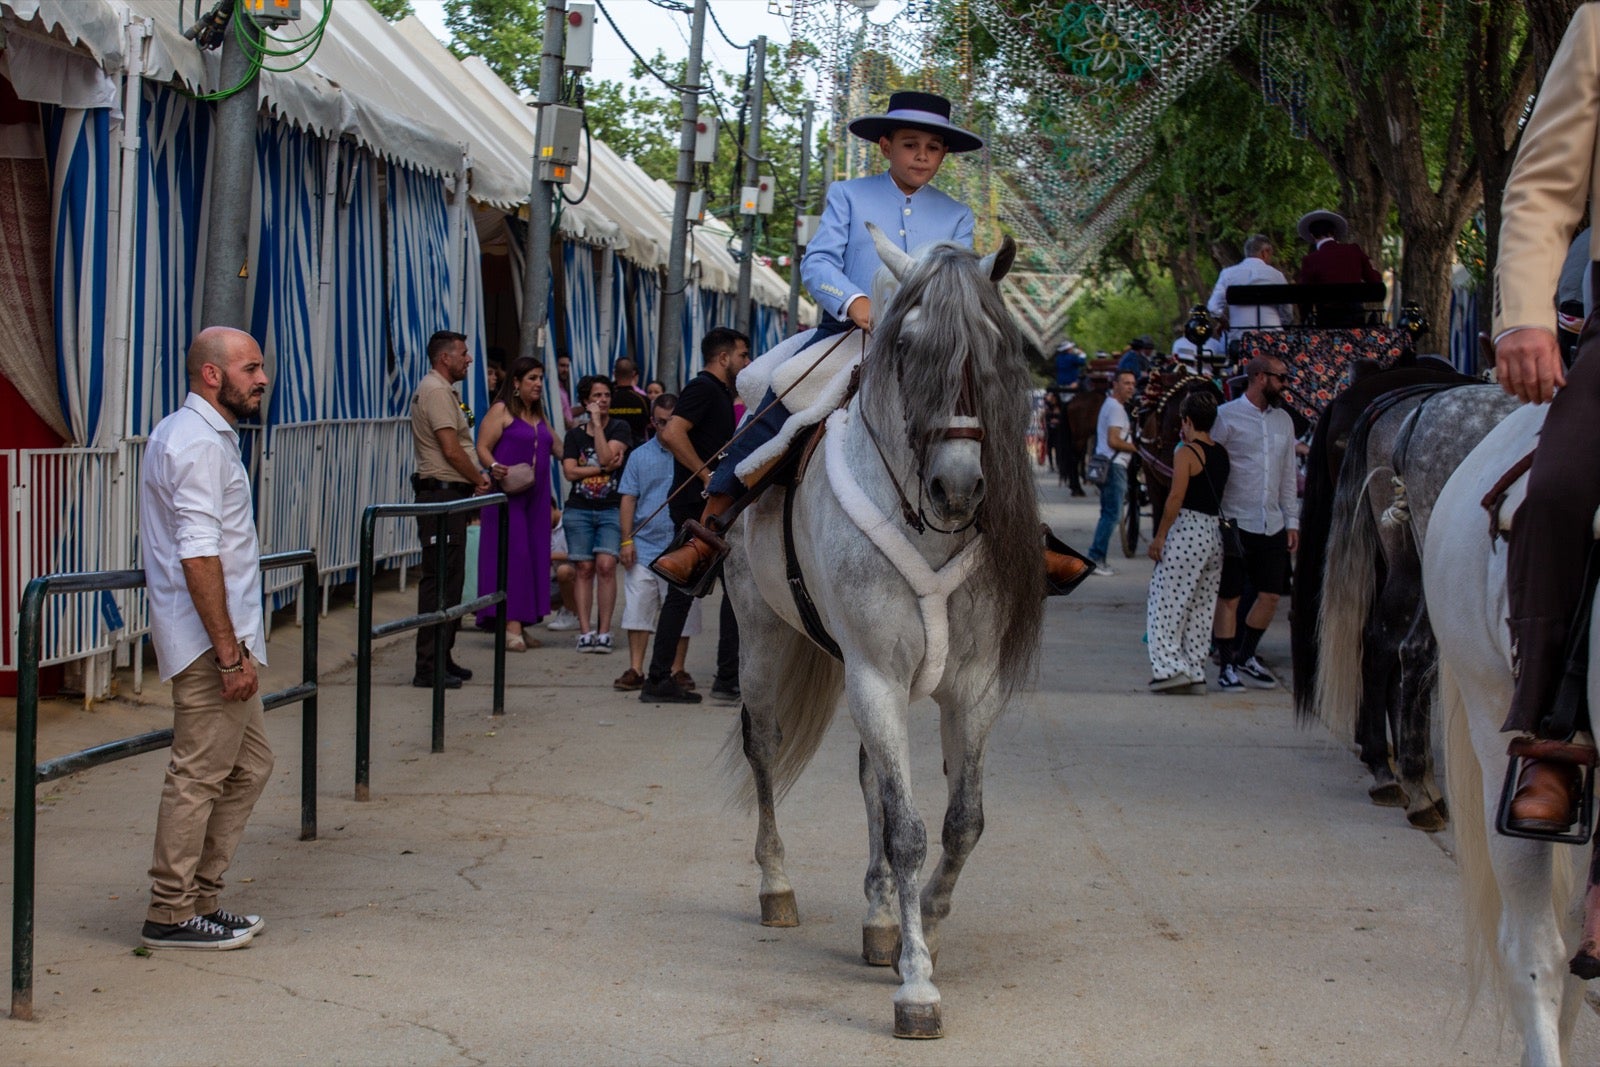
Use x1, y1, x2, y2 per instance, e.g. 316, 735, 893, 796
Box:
1121, 459, 1142, 558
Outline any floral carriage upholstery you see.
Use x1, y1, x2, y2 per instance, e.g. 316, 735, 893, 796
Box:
1233, 327, 1407, 426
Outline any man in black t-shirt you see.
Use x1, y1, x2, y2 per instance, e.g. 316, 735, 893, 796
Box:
607, 358, 651, 442
641, 327, 750, 703
560, 375, 633, 653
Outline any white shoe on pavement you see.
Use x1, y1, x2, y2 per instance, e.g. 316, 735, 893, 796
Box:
546, 608, 580, 632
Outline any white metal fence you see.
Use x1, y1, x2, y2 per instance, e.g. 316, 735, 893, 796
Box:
2, 418, 420, 676
257, 418, 420, 609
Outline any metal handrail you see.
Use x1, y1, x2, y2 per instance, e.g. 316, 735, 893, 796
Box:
354, 495, 508, 801
10, 550, 320, 1022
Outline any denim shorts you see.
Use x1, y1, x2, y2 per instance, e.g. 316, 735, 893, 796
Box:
563, 506, 621, 561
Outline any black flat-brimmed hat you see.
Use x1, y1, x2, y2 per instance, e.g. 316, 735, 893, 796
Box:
1297, 209, 1349, 243
848, 91, 983, 154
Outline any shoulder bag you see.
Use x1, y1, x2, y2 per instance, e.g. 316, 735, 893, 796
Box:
1193, 444, 1244, 559
1085, 452, 1112, 487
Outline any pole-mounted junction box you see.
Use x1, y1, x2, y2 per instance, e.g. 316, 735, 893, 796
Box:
536, 104, 584, 183
242, 0, 300, 25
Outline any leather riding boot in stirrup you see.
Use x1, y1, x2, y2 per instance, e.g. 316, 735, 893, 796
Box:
1508, 756, 1584, 834
1042, 524, 1094, 597
651, 493, 735, 588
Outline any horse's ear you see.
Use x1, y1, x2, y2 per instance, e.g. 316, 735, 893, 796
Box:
868, 222, 915, 281
981, 236, 1017, 283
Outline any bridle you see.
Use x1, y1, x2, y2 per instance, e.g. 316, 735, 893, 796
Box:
858, 344, 986, 537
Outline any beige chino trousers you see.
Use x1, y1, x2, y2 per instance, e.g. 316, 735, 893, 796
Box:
147, 654, 274, 924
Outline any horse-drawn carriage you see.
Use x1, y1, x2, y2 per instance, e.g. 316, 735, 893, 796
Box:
1118, 283, 1427, 557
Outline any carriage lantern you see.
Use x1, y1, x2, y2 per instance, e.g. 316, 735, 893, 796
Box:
1397, 301, 1429, 340
1183, 304, 1214, 348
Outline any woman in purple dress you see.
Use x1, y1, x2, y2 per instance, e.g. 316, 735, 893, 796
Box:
475, 357, 555, 650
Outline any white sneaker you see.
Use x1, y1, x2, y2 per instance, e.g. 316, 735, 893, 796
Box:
546, 608, 579, 632
576, 631, 596, 653
594, 633, 613, 654
1090, 562, 1116, 577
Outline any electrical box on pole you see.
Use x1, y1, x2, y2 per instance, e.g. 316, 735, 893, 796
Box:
693, 117, 718, 163
686, 190, 706, 223
242, 0, 300, 24
564, 4, 595, 72
757, 175, 775, 214
796, 214, 820, 245
536, 104, 583, 183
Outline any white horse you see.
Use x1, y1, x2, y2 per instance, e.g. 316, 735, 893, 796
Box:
722, 226, 1043, 1039
1425, 401, 1590, 1065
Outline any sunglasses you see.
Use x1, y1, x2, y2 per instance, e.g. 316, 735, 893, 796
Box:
1262, 371, 1290, 383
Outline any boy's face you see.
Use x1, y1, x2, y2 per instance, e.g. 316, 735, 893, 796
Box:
878, 128, 949, 192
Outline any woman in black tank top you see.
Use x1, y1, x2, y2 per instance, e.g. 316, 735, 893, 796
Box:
1146, 391, 1231, 691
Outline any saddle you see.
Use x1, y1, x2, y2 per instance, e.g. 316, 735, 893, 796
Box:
734, 328, 867, 486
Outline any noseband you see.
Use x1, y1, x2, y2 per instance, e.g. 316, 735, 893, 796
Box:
858, 349, 985, 536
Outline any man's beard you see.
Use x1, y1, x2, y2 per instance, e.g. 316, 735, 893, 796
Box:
220, 380, 263, 420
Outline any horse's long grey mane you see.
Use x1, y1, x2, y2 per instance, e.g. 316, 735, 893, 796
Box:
859, 240, 1043, 700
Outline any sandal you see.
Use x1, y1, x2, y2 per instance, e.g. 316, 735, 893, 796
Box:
506, 632, 527, 652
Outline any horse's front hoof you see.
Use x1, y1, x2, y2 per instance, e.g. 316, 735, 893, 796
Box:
862, 925, 898, 966
760, 890, 799, 927
1367, 780, 1408, 808
1406, 798, 1449, 832
893, 1001, 943, 1039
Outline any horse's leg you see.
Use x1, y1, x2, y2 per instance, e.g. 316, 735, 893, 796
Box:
741, 702, 798, 926
919, 684, 1004, 967
727, 547, 801, 928
1462, 679, 1575, 1065
848, 667, 940, 1039
1356, 602, 1406, 807
858, 742, 899, 965
1397, 604, 1448, 831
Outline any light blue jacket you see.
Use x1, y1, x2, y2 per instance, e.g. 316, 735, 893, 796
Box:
801, 171, 975, 321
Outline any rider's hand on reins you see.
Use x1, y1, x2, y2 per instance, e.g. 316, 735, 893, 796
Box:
1496, 328, 1565, 405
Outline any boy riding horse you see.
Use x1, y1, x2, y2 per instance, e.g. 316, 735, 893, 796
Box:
653, 91, 1088, 589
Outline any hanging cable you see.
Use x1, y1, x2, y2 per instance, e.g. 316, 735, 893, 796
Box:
705, 2, 747, 52
560, 120, 595, 206
182, 0, 332, 99
594, 0, 697, 94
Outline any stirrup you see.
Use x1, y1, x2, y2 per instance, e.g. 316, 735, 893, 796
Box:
1495, 737, 1599, 845
1043, 526, 1094, 599
649, 520, 728, 599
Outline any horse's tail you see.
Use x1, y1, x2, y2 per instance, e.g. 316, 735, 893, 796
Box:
1312, 431, 1385, 744
1440, 661, 1506, 1024
1291, 412, 1340, 718
728, 630, 845, 811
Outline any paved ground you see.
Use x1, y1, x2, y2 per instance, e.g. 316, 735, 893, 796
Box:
2, 468, 1597, 1064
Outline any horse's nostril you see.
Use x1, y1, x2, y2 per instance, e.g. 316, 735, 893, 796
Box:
972, 478, 985, 500
930, 479, 947, 505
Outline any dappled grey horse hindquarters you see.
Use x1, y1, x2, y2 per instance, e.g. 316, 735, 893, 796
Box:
1504, 317, 1600, 734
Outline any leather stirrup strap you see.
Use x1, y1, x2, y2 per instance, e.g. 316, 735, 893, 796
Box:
1481, 449, 1536, 545
782, 422, 843, 661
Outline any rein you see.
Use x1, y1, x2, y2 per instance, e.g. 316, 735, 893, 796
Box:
855, 348, 986, 537
631, 325, 862, 535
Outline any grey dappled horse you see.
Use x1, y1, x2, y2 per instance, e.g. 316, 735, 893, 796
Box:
723, 227, 1043, 1039
1314, 385, 1517, 829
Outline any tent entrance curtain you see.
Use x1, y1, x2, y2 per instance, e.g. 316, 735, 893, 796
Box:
0, 152, 69, 441
41, 104, 110, 446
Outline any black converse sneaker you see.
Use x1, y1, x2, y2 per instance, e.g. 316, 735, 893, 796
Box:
203, 908, 265, 937
140, 914, 253, 950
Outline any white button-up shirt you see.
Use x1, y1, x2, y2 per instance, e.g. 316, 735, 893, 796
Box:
1211, 395, 1300, 536
140, 393, 266, 680
1207, 256, 1292, 338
